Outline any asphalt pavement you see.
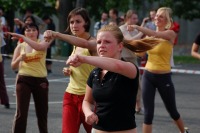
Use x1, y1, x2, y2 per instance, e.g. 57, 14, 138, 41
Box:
1, 57, 200, 133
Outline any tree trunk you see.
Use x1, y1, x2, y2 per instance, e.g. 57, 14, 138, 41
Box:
58, 0, 73, 32
76, 0, 85, 7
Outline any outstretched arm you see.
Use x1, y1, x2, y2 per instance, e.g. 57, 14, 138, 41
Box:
127, 25, 176, 43
44, 30, 97, 52
66, 54, 137, 79
8, 32, 51, 51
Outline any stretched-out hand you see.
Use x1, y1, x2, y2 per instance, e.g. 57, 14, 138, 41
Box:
44, 30, 56, 42
7, 32, 23, 40
66, 54, 83, 67
14, 18, 22, 25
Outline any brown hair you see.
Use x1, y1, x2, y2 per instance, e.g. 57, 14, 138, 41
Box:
124, 37, 161, 52
65, 7, 91, 34
97, 25, 161, 52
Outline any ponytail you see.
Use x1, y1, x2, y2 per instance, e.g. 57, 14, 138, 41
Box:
123, 37, 162, 52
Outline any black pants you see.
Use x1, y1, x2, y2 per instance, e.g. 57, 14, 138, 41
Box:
12, 75, 49, 133
142, 70, 180, 125
0, 61, 9, 105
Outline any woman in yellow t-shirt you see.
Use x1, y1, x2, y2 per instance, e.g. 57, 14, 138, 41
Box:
11, 23, 48, 133
127, 7, 189, 133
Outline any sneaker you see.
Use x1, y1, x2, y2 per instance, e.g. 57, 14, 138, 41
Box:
184, 127, 189, 133
4, 103, 10, 109
135, 108, 144, 115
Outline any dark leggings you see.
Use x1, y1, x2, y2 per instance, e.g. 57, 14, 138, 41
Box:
12, 75, 49, 133
142, 70, 180, 125
0, 61, 9, 104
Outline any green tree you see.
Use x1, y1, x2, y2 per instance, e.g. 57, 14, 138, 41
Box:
0, 0, 199, 54
0, 0, 56, 53
84, 0, 200, 21
0, 0, 56, 32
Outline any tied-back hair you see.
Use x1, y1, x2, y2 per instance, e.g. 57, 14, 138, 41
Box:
97, 25, 161, 52
98, 25, 123, 44
124, 37, 162, 52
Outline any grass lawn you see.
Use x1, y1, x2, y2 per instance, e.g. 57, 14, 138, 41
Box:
174, 55, 200, 64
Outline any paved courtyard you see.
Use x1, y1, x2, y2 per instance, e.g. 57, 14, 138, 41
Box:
1, 58, 200, 133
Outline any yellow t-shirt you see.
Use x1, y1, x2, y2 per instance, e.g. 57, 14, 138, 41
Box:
145, 40, 173, 71
18, 41, 47, 77
66, 47, 95, 95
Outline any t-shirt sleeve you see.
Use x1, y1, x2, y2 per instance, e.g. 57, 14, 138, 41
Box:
194, 33, 200, 45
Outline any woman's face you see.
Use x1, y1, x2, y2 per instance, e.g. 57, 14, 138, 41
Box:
154, 11, 167, 28
96, 31, 122, 58
129, 13, 138, 25
24, 27, 38, 40
69, 15, 86, 36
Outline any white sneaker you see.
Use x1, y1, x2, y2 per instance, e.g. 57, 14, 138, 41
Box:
135, 108, 144, 115
184, 127, 189, 133
181, 127, 189, 133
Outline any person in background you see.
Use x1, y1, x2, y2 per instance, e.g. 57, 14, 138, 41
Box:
119, 9, 144, 114
93, 12, 108, 37
0, 19, 10, 109
10, 23, 49, 133
127, 7, 189, 133
169, 21, 180, 67
191, 33, 200, 59
0, 17, 6, 50
42, 15, 56, 74
0, 8, 8, 57
14, 15, 44, 42
108, 20, 118, 26
0, 8, 8, 33
141, 9, 157, 31
0, 8, 6, 26
109, 8, 123, 26
23, 8, 46, 33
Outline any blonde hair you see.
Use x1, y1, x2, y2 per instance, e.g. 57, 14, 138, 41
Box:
97, 25, 161, 52
98, 25, 124, 44
157, 7, 173, 29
